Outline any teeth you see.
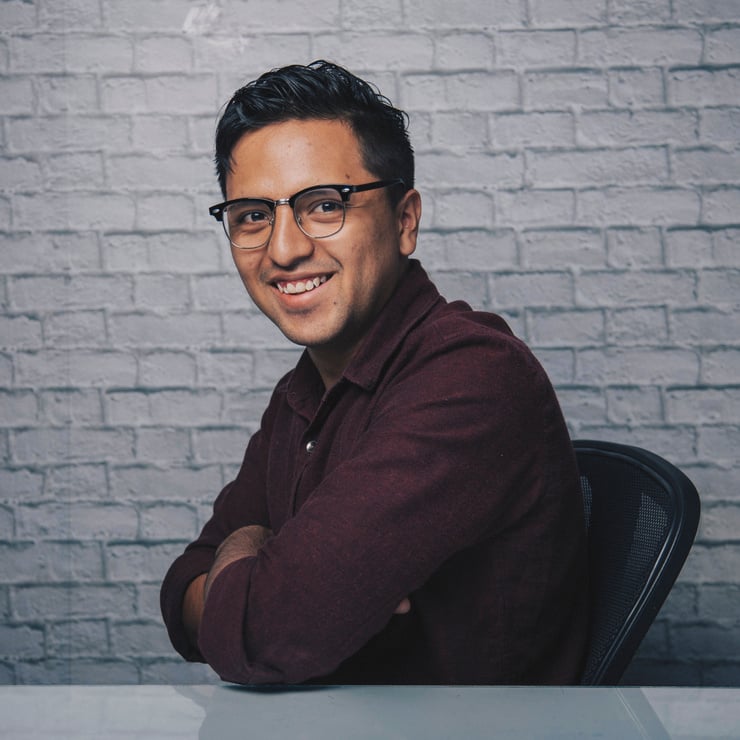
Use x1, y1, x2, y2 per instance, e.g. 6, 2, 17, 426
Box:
278, 276, 327, 294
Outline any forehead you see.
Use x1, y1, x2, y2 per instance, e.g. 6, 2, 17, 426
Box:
226, 119, 370, 198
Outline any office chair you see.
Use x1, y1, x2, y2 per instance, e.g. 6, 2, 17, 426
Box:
573, 439, 701, 686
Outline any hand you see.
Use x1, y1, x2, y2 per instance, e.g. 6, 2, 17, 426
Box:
394, 597, 411, 615
204, 525, 273, 600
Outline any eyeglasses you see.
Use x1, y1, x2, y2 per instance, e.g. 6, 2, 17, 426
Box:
208, 179, 405, 250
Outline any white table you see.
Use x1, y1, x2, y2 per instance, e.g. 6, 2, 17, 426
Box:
1, 684, 738, 739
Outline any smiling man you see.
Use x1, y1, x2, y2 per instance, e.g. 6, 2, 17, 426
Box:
160, 61, 589, 685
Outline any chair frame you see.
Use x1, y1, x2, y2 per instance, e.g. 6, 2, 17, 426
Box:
573, 439, 701, 686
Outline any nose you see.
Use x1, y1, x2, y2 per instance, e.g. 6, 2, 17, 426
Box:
266, 202, 314, 267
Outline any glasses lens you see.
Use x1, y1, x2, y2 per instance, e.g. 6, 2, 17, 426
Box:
294, 188, 345, 238
224, 200, 273, 249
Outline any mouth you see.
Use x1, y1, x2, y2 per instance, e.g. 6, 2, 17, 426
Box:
275, 275, 329, 295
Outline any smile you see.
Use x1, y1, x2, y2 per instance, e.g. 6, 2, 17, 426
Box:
277, 276, 328, 295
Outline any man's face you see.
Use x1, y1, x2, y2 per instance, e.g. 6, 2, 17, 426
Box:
225, 119, 420, 378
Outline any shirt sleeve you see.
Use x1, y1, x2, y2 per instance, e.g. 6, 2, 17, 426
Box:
159, 423, 272, 662
196, 322, 570, 684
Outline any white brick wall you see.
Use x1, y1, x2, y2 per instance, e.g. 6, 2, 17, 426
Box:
1, 0, 738, 686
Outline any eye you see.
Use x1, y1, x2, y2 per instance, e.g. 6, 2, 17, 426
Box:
227, 202, 272, 231
298, 189, 344, 222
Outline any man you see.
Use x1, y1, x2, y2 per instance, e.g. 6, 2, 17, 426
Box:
161, 61, 589, 685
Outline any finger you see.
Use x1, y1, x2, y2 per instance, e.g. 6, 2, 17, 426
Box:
394, 597, 411, 614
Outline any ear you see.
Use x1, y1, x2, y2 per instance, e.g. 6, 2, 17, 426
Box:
396, 188, 422, 257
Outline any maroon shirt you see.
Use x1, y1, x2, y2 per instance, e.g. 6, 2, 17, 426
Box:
161, 260, 588, 685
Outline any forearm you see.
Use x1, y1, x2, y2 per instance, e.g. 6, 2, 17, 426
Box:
183, 573, 207, 648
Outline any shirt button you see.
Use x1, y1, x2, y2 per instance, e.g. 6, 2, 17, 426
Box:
306, 440, 317, 454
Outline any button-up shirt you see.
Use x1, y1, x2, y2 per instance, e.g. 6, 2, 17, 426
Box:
160, 259, 589, 685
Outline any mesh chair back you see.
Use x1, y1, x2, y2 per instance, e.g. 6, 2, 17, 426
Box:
574, 440, 700, 686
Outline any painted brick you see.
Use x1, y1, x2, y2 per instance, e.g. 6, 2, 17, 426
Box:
701, 109, 740, 145
672, 308, 740, 345
253, 349, 303, 387
14, 584, 137, 621
0, 468, 43, 498
699, 425, 740, 467
14, 192, 136, 231
524, 71, 608, 109
197, 350, 255, 388
576, 270, 696, 308
36, 74, 98, 115
432, 190, 493, 229
491, 271, 573, 309
11, 35, 67, 73
10, 275, 133, 312
0, 232, 99, 274
105, 542, 184, 582
104, 232, 224, 274
139, 351, 198, 387
492, 112, 575, 149
108, 465, 220, 502
579, 29, 702, 67
0, 1, 37, 31
11, 427, 135, 465
0, 76, 34, 115
43, 311, 108, 348
528, 309, 604, 346
110, 619, 172, 656
579, 110, 698, 147
435, 32, 493, 70
699, 271, 740, 304
702, 348, 740, 385
15, 350, 137, 388
0, 541, 103, 582
703, 187, 740, 225
606, 228, 663, 268
6, 115, 132, 153
698, 585, 740, 622
608, 68, 665, 108
575, 347, 699, 385
46, 152, 105, 191
105, 389, 222, 426
139, 504, 198, 541
0, 315, 42, 350
134, 275, 190, 311
422, 151, 524, 189
135, 36, 192, 74
498, 189, 575, 226
131, 115, 189, 152
0, 625, 44, 660
316, 33, 434, 69
401, 72, 520, 111
713, 229, 740, 266
15, 658, 139, 685
43, 464, 108, 499
427, 112, 488, 150
108, 154, 211, 192
667, 389, 740, 425
665, 229, 714, 268
63, 35, 133, 73
39, 389, 103, 426
528, 147, 669, 187
577, 187, 701, 226
606, 386, 663, 425
430, 271, 488, 308
700, 504, 740, 543
669, 68, 740, 107
529, 0, 606, 25
607, 307, 669, 344
497, 30, 576, 68
47, 620, 109, 658
608, 0, 672, 23
194, 427, 252, 464
405, 0, 525, 28
674, 148, 740, 185
17, 502, 138, 540
135, 428, 191, 463
0, 390, 38, 426
674, 0, 740, 21
108, 312, 222, 348
0, 156, 43, 191
520, 229, 605, 268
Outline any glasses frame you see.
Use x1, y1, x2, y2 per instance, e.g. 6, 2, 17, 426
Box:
208, 178, 406, 250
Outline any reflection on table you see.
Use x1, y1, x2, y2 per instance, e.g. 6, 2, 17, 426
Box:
1, 684, 738, 739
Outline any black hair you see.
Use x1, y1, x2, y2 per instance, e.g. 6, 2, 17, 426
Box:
214, 60, 414, 201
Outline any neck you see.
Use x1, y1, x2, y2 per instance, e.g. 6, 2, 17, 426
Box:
307, 345, 356, 391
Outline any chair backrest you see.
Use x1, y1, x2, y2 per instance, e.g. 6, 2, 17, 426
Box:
573, 439, 701, 686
